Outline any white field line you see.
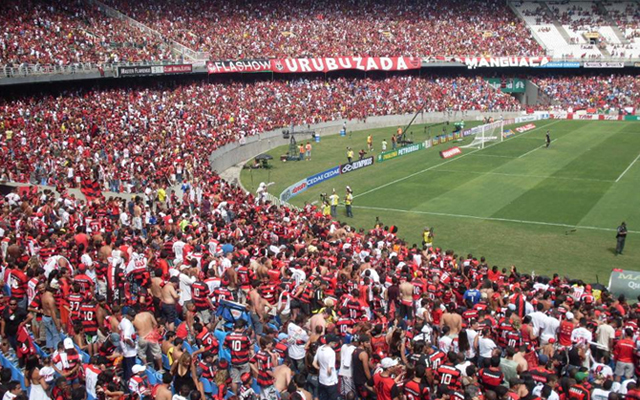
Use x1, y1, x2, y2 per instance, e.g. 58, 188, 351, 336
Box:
518, 139, 557, 159
355, 120, 563, 199
352, 205, 640, 234
469, 154, 515, 159
432, 168, 614, 183
615, 153, 640, 182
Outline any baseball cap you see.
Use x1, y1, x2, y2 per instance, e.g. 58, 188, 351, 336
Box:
110, 333, 121, 345
548, 338, 556, 344
127, 308, 137, 317
325, 334, 341, 344
575, 372, 588, 382
381, 357, 399, 369
132, 365, 146, 374
566, 312, 574, 320
63, 338, 74, 350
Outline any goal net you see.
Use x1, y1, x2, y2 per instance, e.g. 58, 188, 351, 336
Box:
460, 120, 504, 149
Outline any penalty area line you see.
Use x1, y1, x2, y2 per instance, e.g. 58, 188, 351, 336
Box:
615, 153, 640, 183
352, 205, 640, 234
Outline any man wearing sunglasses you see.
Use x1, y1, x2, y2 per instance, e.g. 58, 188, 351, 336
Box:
0, 299, 31, 351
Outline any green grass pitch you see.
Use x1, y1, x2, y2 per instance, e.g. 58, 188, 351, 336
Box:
241, 119, 640, 282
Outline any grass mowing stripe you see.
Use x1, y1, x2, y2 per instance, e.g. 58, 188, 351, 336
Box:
518, 139, 557, 158
431, 168, 614, 183
355, 119, 562, 199
469, 154, 516, 159
615, 153, 640, 182
352, 205, 640, 234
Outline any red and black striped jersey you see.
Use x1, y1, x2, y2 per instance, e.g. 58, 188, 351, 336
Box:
462, 309, 479, 322
198, 360, 216, 380
80, 303, 99, 334
212, 287, 233, 306
436, 364, 461, 389
196, 330, 219, 355
336, 317, 355, 336
298, 283, 313, 304
191, 281, 211, 311
8, 269, 28, 299
67, 293, 84, 319
73, 274, 94, 294
236, 266, 255, 289
224, 333, 252, 365
427, 350, 447, 371
568, 384, 591, 400
506, 331, 522, 348
260, 283, 278, 305
529, 367, 552, 385
478, 367, 503, 390
251, 350, 274, 386
95, 261, 108, 279
346, 299, 364, 320
404, 379, 430, 400
39, 247, 56, 260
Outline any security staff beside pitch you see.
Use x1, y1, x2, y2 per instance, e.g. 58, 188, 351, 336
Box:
616, 221, 628, 255
329, 189, 339, 218
345, 186, 353, 218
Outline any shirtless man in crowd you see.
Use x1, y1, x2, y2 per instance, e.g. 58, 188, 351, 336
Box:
161, 277, 180, 331
441, 305, 463, 336
399, 280, 414, 319
134, 311, 164, 371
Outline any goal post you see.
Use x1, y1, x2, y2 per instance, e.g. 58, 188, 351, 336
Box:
463, 120, 504, 149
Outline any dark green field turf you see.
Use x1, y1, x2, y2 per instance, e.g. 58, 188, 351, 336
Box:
241, 119, 640, 281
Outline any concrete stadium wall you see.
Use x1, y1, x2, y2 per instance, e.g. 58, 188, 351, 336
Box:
211, 111, 524, 176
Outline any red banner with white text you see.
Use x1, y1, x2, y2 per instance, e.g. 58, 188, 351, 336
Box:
208, 57, 421, 74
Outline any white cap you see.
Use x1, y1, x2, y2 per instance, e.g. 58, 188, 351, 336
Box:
566, 312, 574, 320
132, 365, 146, 374
381, 357, 399, 369
63, 338, 74, 350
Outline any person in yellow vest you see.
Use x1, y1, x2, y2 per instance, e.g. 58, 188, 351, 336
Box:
329, 189, 339, 218
422, 227, 434, 248
322, 200, 331, 216
345, 186, 353, 218
346, 147, 354, 163
367, 134, 373, 152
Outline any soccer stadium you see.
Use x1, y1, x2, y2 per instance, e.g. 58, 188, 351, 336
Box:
0, 1, 639, 400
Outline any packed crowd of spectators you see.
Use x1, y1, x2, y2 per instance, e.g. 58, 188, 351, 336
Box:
0, 150, 639, 400
104, 0, 543, 59
0, 0, 175, 67
0, 75, 521, 192
533, 75, 640, 111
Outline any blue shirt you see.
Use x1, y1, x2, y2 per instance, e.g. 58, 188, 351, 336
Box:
464, 288, 481, 305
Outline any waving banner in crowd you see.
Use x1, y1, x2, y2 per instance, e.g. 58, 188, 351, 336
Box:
208, 57, 421, 74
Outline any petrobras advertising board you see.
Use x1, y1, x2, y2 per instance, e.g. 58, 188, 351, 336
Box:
377, 142, 426, 162
306, 166, 341, 188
